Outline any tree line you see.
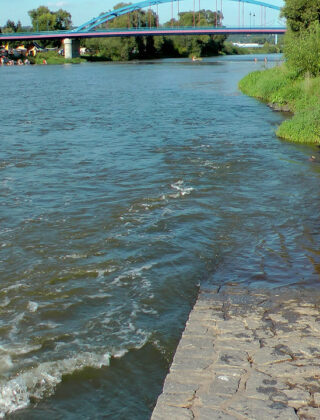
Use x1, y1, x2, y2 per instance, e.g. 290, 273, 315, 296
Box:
83, 3, 226, 60
1, 6, 71, 33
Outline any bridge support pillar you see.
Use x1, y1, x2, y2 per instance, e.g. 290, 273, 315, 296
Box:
64, 38, 80, 59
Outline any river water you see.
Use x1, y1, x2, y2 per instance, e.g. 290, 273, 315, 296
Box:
1, 54, 320, 419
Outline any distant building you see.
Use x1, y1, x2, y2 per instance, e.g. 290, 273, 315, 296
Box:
232, 42, 263, 48
14, 45, 27, 57
27, 46, 39, 56
80, 47, 90, 55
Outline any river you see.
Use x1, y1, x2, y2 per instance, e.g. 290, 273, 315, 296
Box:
1, 54, 320, 419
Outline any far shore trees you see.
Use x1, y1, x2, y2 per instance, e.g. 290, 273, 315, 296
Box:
83, 3, 226, 60
27, 6, 72, 47
2, 20, 22, 33
28, 6, 72, 32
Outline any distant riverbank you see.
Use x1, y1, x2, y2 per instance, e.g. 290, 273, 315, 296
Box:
0, 43, 280, 67
1, 40, 232, 66
239, 65, 320, 144
31, 51, 84, 65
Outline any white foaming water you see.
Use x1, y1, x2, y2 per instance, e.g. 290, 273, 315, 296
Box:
27, 301, 38, 312
0, 297, 10, 308
62, 253, 88, 260
0, 344, 42, 357
3, 283, 26, 294
0, 355, 13, 374
9, 313, 26, 340
0, 352, 110, 418
111, 263, 154, 287
170, 180, 194, 196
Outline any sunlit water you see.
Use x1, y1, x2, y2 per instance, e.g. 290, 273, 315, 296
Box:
1, 55, 320, 419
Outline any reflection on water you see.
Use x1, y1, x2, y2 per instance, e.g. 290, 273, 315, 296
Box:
1, 54, 320, 419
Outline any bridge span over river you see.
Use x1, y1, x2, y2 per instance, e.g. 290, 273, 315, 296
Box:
0, 0, 285, 58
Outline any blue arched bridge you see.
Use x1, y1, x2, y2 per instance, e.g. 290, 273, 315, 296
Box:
0, 0, 285, 56
73, 0, 282, 32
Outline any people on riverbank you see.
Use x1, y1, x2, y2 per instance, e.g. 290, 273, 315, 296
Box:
0, 56, 31, 66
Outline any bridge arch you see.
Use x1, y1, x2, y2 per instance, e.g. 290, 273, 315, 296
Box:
73, 0, 282, 32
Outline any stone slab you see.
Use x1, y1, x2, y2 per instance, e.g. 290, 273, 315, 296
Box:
151, 285, 320, 419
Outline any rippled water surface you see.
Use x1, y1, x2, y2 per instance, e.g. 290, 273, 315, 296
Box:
1, 55, 320, 419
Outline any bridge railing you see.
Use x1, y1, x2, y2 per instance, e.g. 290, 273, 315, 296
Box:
0, 30, 70, 38
0, 25, 286, 39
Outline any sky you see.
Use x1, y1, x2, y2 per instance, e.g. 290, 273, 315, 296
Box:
1, 0, 285, 28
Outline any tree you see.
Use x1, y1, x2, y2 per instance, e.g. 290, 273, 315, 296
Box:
28, 6, 71, 31
83, 3, 227, 60
2, 19, 22, 33
178, 9, 222, 27
165, 10, 226, 57
281, 0, 320, 32
281, 0, 320, 76
284, 21, 320, 76
54, 9, 72, 30
84, 3, 160, 60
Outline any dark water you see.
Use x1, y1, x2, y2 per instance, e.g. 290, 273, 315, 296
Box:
1, 54, 320, 419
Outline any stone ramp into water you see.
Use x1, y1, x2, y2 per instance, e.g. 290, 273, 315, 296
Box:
151, 285, 320, 419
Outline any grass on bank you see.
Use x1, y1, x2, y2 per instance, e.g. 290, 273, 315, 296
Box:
32, 51, 85, 65
238, 65, 320, 144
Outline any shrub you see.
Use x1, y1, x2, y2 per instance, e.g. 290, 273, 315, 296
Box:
239, 65, 320, 144
238, 65, 296, 102
277, 105, 320, 143
284, 22, 320, 77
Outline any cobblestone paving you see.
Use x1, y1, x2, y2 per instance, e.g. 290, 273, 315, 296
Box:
151, 285, 320, 419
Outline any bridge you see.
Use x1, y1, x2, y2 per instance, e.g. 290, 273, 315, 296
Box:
0, 0, 284, 58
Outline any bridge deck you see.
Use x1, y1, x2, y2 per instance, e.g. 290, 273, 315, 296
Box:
0, 27, 285, 41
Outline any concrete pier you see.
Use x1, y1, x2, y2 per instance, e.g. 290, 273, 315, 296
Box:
64, 38, 80, 59
151, 285, 320, 419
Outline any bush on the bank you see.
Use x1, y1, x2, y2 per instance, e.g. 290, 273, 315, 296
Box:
238, 66, 296, 103
277, 105, 320, 143
239, 2, 320, 144
239, 64, 320, 144
284, 22, 320, 77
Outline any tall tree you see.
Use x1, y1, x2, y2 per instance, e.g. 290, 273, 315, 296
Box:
281, 0, 320, 76
3, 19, 22, 33
54, 9, 72, 30
281, 0, 320, 32
165, 10, 226, 57
28, 6, 72, 31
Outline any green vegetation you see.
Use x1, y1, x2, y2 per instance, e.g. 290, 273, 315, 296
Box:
227, 34, 284, 54
32, 51, 84, 65
1, 20, 23, 33
280, 0, 320, 33
28, 6, 71, 31
284, 22, 320, 77
239, 66, 320, 143
237, 43, 281, 55
82, 3, 227, 60
239, 0, 320, 144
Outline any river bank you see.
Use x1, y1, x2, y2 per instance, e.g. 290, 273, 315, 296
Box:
239, 65, 320, 144
0, 43, 280, 67
152, 284, 320, 419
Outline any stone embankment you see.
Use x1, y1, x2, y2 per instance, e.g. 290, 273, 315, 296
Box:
151, 285, 320, 419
